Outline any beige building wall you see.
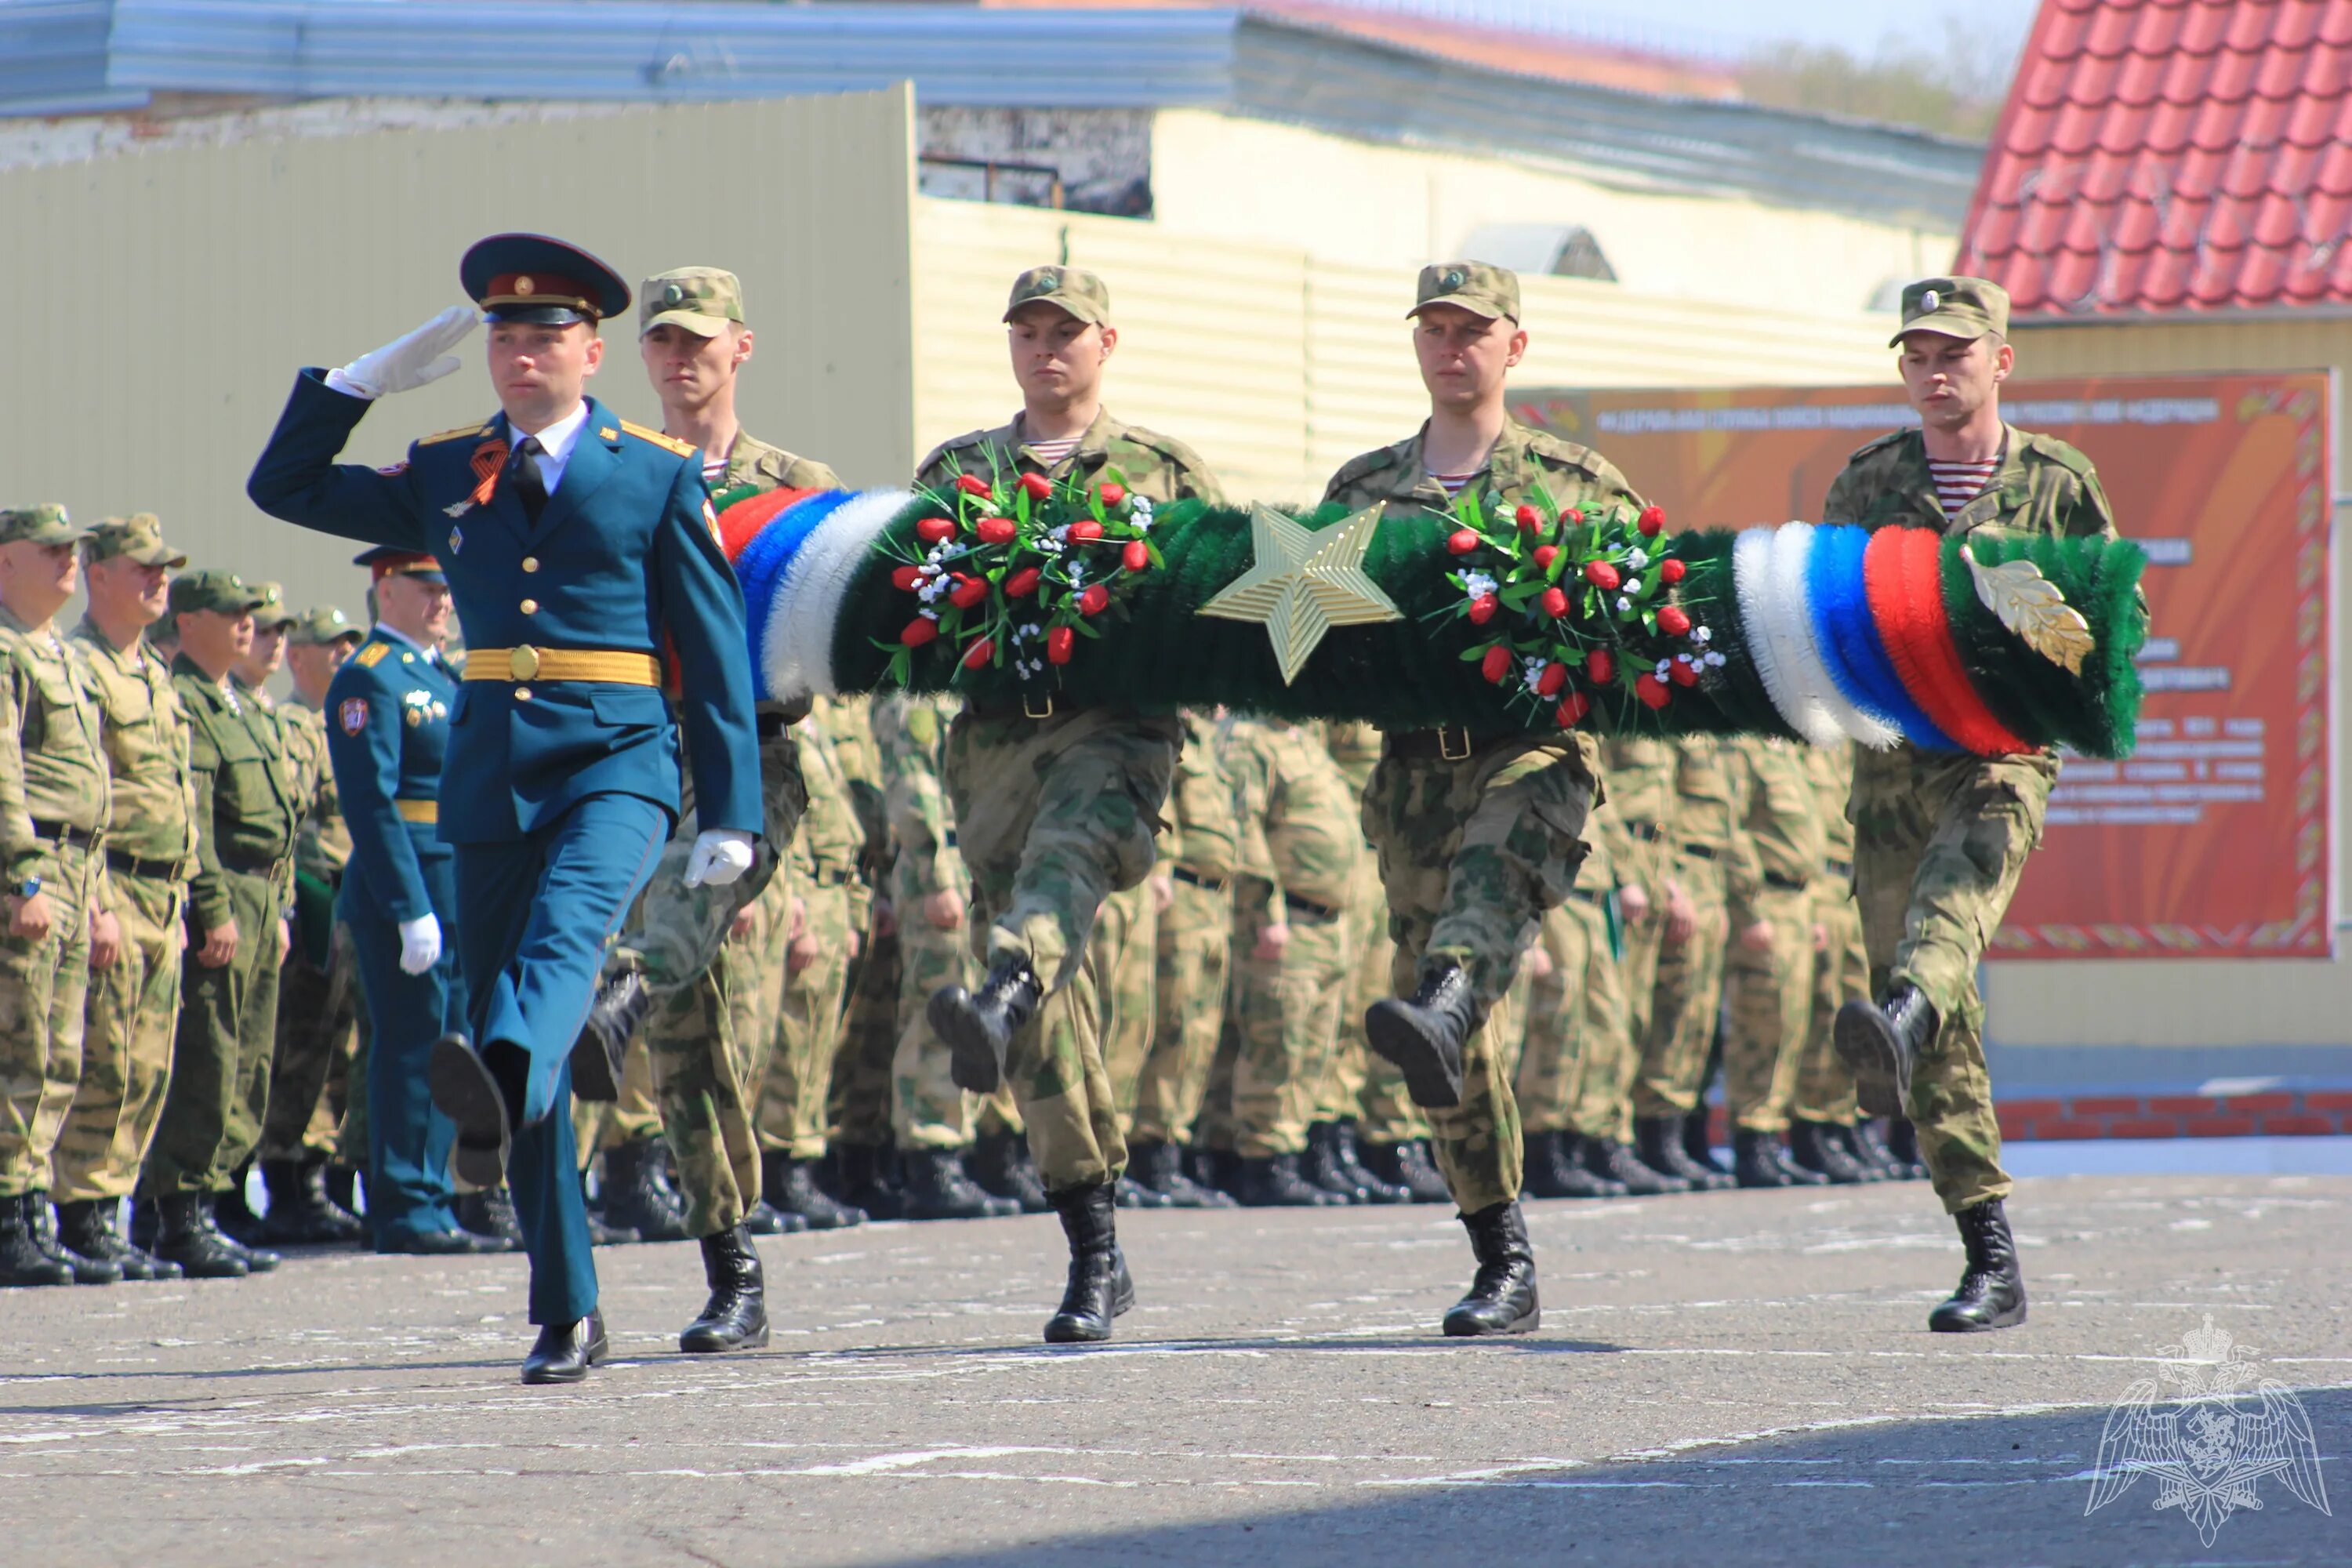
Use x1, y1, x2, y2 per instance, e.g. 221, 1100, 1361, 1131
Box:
1986, 317, 2352, 1050
1148, 108, 1952, 314
0, 89, 918, 621
914, 198, 1901, 501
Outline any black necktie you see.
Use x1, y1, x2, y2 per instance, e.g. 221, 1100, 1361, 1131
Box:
513, 435, 548, 521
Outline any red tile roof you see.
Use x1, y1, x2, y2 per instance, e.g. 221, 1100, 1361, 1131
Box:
1959, 0, 2352, 318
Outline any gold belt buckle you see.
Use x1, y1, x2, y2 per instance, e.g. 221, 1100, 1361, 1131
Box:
508, 644, 541, 681
1022, 691, 1056, 720
1437, 724, 1472, 762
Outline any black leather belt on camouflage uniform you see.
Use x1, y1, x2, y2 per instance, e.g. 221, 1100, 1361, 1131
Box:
220, 849, 293, 878
1763, 870, 1809, 893
1628, 821, 1664, 842
1678, 841, 1719, 862
1283, 891, 1342, 923
1385, 723, 1516, 762
806, 866, 858, 889
964, 692, 1063, 723
1825, 857, 1854, 880
106, 848, 187, 881
1170, 865, 1227, 894
31, 818, 102, 851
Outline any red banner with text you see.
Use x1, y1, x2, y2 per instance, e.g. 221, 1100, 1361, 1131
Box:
1517, 373, 2335, 959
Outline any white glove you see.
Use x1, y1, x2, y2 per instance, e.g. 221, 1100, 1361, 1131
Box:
325, 306, 478, 400
685, 829, 757, 888
397, 913, 443, 975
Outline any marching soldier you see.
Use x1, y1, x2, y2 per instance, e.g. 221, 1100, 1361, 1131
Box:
0, 504, 118, 1287
1786, 743, 1887, 1183
920, 264, 1225, 1341
1513, 804, 1634, 1200
247, 234, 764, 1382
1719, 739, 1831, 1187
53, 515, 198, 1281
1325, 263, 1639, 1334
1828, 278, 2119, 1332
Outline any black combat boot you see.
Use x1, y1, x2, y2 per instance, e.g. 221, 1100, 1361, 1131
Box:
1637, 1116, 1725, 1192
1929, 1199, 2027, 1333
1788, 1119, 1875, 1185
679, 1226, 769, 1354
828, 1142, 903, 1221
1043, 1181, 1133, 1345
56, 1198, 178, 1282
1681, 1110, 1737, 1189
1301, 1123, 1369, 1203
1369, 1138, 1454, 1204
902, 1149, 1015, 1221
929, 960, 1043, 1096
326, 1165, 362, 1215
580, 1169, 640, 1247
0, 1193, 76, 1287
1848, 1118, 1905, 1180
1443, 1200, 1540, 1336
1883, 1116, 1930, 1180
1329, 1121, 1411, 1204
1834, 984, 1938, 1119
1236, 1153, 1345, 1207
1526, 1131, 1618, 1199
971, 1131, 1052, 1214
521, 1311, 609, 1385
767, 1152, 867, 1229
214, 1163, 267, 1246
260, 1158, 365, 1246
601, 1138, 691, 1242
1126, 1139, 1236, 1209
1116, 1174, 1174, 1209
26, 1196, 124, 1284
1589, 1136, 1689, 1196
1364, 964, 1479, 1109
456, 1185, 525, 1250
571, 964, 649, 1104
1770, 1134, 1829, 1185
149, 1192, 250, 1279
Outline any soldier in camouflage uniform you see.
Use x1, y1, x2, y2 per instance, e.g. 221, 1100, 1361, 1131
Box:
1719, 739, 1831, 1188
1326, 262, 1641, 1335
1582, 741, 1693, 1194
137, 570, 300, 1279
252, 601, 369, 1245
1513, 797, 1639, 1200
0, 504, 121, 1287
54, 515, 199, 1281
1785, 742, 1884, 1185
923, 264, 1225, 1342
1827, 278, 2120, 1332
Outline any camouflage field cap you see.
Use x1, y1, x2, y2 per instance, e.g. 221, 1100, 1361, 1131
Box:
1003, 265, 1111, 326
0, 503, 86, 547
1410, 261, 1520, 323
249, 581, 298, 630
289, 605, 361, 647
1890, 277, 2009, 346
168, 568, 267, 617
84, 512, 187, 568
640, 267, 745, 337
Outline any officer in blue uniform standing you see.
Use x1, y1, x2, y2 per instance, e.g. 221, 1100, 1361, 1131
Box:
325, 546, 509, 1256
247, 234, 763, 1385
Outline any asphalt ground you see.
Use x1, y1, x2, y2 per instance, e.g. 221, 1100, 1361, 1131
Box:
5, 1171, 2347, 1567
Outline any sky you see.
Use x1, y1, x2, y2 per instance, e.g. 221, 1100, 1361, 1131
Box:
1356, 0, 2043, 59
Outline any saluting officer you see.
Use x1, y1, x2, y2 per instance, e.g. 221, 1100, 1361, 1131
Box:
247, 234, 763, 1384
326, 549, 506, 1255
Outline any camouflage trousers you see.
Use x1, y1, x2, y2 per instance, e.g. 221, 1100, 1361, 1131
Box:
943, 705, 1181, 1193
1512, 891, 1632, 1139
1793, 883, 1866, 1124
1363, 735, 1599, 1214
1094, 881, 1159, 1127
891, 855, 979, 1151
575, 1040, 664, 1171
1227, 892, 1357, 1158
1129, 874, 1230, 1146
0, 843, 98, 1198
1327, 851, 1423, 1142
757, 875, 855, 1160
1722, 883, 1815, 1134
1613, 833, 1675, 1050
1632, 848, 1729, 1119
142, 863, 287, 1198
55, 869, 186, 1202
260, 919, 361, 1161
828, 890, 894, 1149
1853, 746, 2052, 1214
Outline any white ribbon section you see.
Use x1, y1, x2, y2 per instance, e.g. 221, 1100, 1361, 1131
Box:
1733, 525, 1836, 747
1767, 523, 1902, 748
761, 488, 913, 701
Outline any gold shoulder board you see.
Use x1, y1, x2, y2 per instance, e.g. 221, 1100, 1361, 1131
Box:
416, 424, 490, 447
620, 420, 696, 458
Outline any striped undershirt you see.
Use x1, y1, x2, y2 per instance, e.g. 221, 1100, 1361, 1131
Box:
1025, 434, 1083, 467
1927, 456, 1999, 517
1428, 468, 1479, 497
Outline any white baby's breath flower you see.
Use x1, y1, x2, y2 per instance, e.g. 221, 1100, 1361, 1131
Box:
1693, 625, 1711, 644
1622, 577, 1642, 596
1626, 548, 1650, 569
1462, 571, 1498, 600
1616, 595, 1632, 614
1705, 651, 1726, 668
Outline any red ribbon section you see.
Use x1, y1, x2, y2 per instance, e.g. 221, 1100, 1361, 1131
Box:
1863, 527, 2031, 757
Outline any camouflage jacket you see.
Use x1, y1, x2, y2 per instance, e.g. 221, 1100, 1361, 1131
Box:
717, 430, 840, 497
1, 605, 111, 887
1804, 741, 1857, 869
1323, 719, 1383, 796
175, 655, 300, 928
281, 698, 353, 881
71, 619, 196, 873
1165, 710, 1240, 882
1820, 423, 2116, 540
793, 695, 871, 884
1730, 739, 1824, 908
1222, 717, 1363, 919
916, 406, 1226, 506
1321, 417, 1642, 520
1669, 736, 1746, 859
870, 691, 964, 897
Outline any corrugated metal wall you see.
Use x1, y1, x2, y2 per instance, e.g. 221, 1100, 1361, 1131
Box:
0, 89, 917, 621
1984, 318, 2352, 1051
914, 198, 1900, 501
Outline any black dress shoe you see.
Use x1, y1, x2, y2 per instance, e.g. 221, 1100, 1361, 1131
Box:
1364, 963, 1479, 1109
929, 960, 1042, 1096
521, 1311, 610, 1385
1834, 985, 1938, 1119
1043, 1182, 1133, 1344
1929, 1199, 2027, 1332
572, 965, 648, 1105
1443, 1200, 1540, 1336
377, 1227, 507, 1255
679, 1228, 768, 1354
428, 1034, 511, 1189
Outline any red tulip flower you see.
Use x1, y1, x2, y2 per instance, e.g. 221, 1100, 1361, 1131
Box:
891, 564, 924, 591
1559, 508, 1584, 528
916, 516, 956, 545
1635, 672, 1671, 709
1480, 644, 1512, 684
1122, 539, 1150, 572
975, 515, 1018, 545
1004, 567, 1041, 598
1079, 583, 1110, 617
1467, 593, 1500, 626
1515, 503, 1543, 534
1659, 558, 1687, 585
1017, 474, 1052, 501
1098, 483, 1127, 508
902, 617, 940, 648
1532, 544, 1559, 570
1447, 528, 1481, 555
1069, 518, 1105, 544
1657, 605, 1692, 636
1541, 586, 1570, 619
1669, 656, 1700, 688
953, 474, 992, 498
1555, 691, 1591, 728
961, 637, 996, 670
1638, 505, 1666, 536
1585, 648, 1615, 684
1535, 662, 1568, 697
949, 575, 989, 610
1583, 559, 1621, 591
1047, 626, 1075, 665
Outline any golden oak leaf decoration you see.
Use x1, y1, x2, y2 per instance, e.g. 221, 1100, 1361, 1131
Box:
1965, 547, 2094, 675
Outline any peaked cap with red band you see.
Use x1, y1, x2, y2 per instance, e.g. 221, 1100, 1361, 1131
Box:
459, 233, 631, 325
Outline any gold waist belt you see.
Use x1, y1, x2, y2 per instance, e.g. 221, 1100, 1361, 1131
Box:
394, 798, 439, 823
463, 646, 664, 685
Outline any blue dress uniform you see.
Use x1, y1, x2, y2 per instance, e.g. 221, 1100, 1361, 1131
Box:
245, 238, 762, 1349
323, 602, 469, 1250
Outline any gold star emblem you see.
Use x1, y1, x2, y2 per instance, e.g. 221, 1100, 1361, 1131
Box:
1197, 503, 1402, 684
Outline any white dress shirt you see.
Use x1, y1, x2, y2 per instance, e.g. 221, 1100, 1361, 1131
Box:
508, 399, 592, 496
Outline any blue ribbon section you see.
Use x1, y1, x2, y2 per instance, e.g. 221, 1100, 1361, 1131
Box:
733, 488, 854, 702
1804, 524, 1958, 751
